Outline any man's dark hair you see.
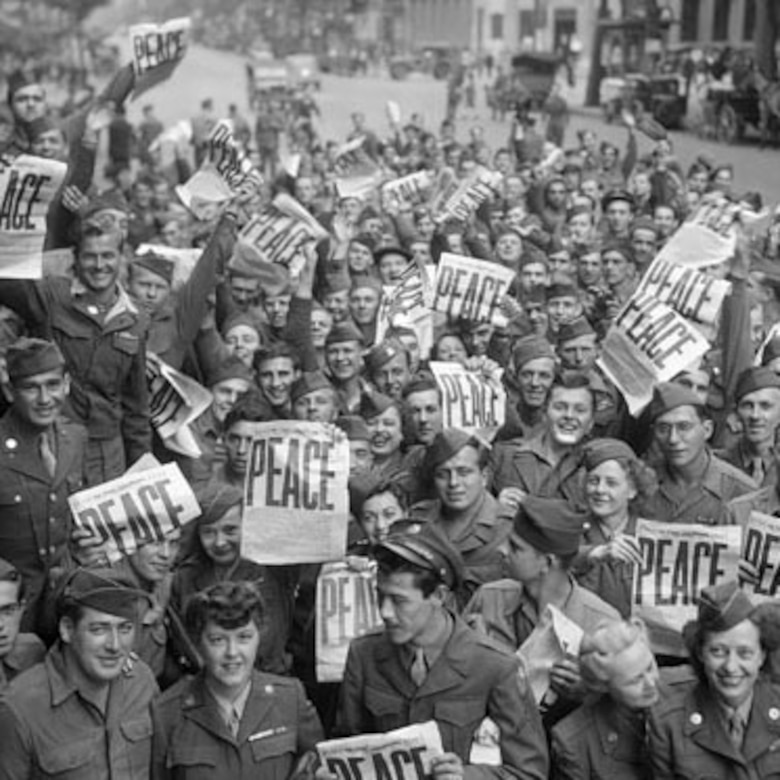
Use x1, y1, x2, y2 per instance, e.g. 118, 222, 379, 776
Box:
224, 394, 272, 431
375, 548, 440, 597
253, 342, 300, 373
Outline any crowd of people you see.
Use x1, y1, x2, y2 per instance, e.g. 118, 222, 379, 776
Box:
2, 43, 780, 780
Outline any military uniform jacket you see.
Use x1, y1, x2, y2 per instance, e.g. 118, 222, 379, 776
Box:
336, 615, 549, 779
643, 451, 757, 526
0, 277, 151, 461
649, 676, 780, 780
728, 483, 780, 527
151, 669, 323, 780
0, 644, 158, 780
489, 433, 587, 510
0, 411, 86, 635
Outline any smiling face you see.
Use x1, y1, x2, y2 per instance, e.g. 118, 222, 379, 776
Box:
433, 444, 485, 513
367, 406, 404, 457
199, 506, 242, 567
199, 618, 260, 696
60, 607, 136, 685
701, 619, 765, 709
349, 287, 381, 325
654, 405, 711, 469
361, 491, 405, 544
76, 232, 123, 296
586, 459, 636, 524
211, 377, 251, 423
225, 325, 262, 368
736, 387, 780, 447
130, 529, 181, 584
11, 367, 70, 429
608, 639, 661, 710
516, 357, 555, 410
406, 389, 443, 445
547, 385, 594, 447
257, 356, 297, 408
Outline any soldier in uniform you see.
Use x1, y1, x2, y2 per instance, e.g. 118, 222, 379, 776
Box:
643, 383, 756, 525
411, 430, 512, 604
0, 338, 87, 642
151, 581, 323, 780
332, 525, 549, 779
649, 581, 780, 779
0, 568, 158, 780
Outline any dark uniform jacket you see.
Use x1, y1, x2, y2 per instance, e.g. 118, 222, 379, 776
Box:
151, 669, 323, 780
489, 433, 588, 509
649, 676, 780, 780
0, 643, 157, 780
0, 278, 150, 475
336, 615, 549, 779
0, 410, 86, 639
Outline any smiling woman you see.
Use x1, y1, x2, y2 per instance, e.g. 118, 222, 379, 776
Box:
648, 582, 780, 779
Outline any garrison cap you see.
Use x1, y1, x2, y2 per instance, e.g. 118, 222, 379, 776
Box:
335, 415, 371, 441
290, 371, 333, 404
423, 429, 481, 473
359, 391, 396, 421
366, 338, 407, 374
377, 524, 464, 590
512, 496, 586, 557
557, 317, 595, 344
648, 381, 704, 422
512, 336, 555, 368
695, 580, 755, 633
735, 366, 780, 402
374, 245, 412, 264
325, 321, 365, 347
583, 438, 639, 472
601, 239, 636, 265
761, 338, 780, 367
59, 568, 150, 620
205, 355, 254, 388
131, 252, 175, 285
7, 69, 42, 104
6, 337, 65, 382
546, 279, 579, 301
351, 274, 383, 294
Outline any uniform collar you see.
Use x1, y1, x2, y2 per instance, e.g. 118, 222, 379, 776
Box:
70, 278, 139, 320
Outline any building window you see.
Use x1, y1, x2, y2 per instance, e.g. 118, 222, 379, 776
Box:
712, 0, 731, 41
680, 0, 700, 42
743, 0, 756, 40
519, 9, 535, 40
490, 12, 504, 39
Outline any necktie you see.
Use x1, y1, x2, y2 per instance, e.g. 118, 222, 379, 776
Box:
728, 712, 744, 750
39, 431, 57, 479
751, 457, 765, 485
227, 706, 240, 738
410, 647, 427, 687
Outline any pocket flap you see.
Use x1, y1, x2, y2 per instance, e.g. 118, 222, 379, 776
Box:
435, 698, 484, 727
364, 687, 400, 717
120, 717, 153, 742
167, 745, 219, 768
38, 737, 98, 773
249, 730, 296, 761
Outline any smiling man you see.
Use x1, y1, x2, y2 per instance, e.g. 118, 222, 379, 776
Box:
0, 224, 151, 484
719, 367, 780, 488
0, 568, 157, 780
0, 339, 86, 643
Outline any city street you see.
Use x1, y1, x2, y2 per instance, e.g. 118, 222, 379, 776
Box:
124, 42, 780, 205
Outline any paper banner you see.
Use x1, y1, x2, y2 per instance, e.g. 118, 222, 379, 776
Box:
0, 154, 67, 278
632, 519, 741, 655
242, 421, 349, 564
742, 511, 780, 603
315, 561, 382, 682
69, 462, 201, 563
430, 361, 506, 442
130, 17, 191, 97
318, 722, 444, 780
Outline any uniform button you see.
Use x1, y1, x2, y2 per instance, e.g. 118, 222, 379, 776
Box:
38, 548, 46, 558
607, 732, 618, 743
50, 493, 58, 502
14, 495, 21, 503
690, 713, 703, 726
49, 517, 56, 525
770, 708, 780, 721
49, 546, 56, 556
264, 684, 274, 694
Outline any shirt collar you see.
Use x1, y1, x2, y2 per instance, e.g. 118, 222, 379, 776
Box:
70, 278, 139, 320
206, 677, 253, 727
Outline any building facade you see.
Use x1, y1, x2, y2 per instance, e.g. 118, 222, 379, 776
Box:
667, 0, 756, 47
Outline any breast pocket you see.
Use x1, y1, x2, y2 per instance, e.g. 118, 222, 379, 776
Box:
119, 716, 153, 777
248, 730, 297, 780
37, 735, 100, 778
434, 698, 487, 757
166, 744, 219, 780
365, 686, 404, 733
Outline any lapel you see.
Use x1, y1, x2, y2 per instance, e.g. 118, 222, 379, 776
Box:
52, 421, 81, 488
0, 414, 49, 484
416, 617, 472, 698
742, 678, 780, 762
686, 684, 745, 766
181, 674, 235, 746
237, 672, 278, 744
375, 638, 418, 701
594, 698, 643, 762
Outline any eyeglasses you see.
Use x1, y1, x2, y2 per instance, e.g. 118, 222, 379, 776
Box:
654, 421, 698, 438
